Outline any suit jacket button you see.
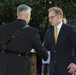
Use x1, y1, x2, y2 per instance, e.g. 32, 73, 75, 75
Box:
54, 51, 56, 52
54, 60, 56, 63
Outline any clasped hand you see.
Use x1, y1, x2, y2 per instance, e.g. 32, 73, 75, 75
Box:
67, 63, 76, 73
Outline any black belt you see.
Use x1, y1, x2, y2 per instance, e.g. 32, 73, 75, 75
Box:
0, 50, 26, 56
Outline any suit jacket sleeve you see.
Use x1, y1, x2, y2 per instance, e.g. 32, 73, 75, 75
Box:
70, 26, 76, 63
31, 29, 48, 61
43, 29, 51, 51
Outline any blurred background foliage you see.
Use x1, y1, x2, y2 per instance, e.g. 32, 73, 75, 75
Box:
0, 0, 76, 41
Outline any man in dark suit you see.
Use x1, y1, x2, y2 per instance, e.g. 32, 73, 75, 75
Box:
0, 4, 48, 75
43, 7, 76, 75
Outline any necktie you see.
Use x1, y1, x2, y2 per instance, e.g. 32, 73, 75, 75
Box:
54, 27, 58, 44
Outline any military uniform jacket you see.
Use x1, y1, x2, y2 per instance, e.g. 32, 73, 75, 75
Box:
0, 19, 48, 75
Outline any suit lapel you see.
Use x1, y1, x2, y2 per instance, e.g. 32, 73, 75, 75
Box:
56, 24, 65, 45
53, 28, 55, 46
51, 27, 55, 46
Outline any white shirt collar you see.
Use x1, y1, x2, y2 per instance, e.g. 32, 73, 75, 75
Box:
54, 22, 63, 34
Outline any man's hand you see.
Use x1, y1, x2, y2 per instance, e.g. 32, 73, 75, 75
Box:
67, 63, 76, 73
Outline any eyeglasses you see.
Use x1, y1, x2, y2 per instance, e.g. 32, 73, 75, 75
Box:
49, 15, 57, 19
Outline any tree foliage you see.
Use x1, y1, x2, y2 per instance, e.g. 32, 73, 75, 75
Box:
0, 0, 76, 40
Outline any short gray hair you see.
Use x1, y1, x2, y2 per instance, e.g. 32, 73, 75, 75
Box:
17, 4, 32, 15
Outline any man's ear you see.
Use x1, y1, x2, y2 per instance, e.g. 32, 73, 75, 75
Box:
25, 13, 29, 19
60, 15, 63, 19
